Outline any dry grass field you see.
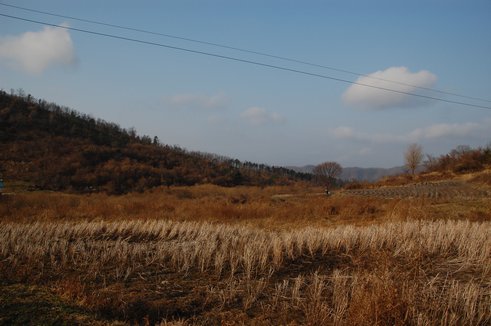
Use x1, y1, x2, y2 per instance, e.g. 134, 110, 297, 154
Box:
1, 174, 490, 325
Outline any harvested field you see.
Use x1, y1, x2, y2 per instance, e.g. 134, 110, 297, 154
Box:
342, 180, 491, 199
1, 180, 490, 324
1, 218, 490, 325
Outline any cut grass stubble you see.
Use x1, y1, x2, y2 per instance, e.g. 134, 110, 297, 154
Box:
1, 219, 490, 324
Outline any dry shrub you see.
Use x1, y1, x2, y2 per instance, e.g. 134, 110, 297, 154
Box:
53, 278, 88, 305
465, 209, 491, 222
158, 319, 189, 326
346, 271, 411, 325
5, 183, 487, 230
0, 185, 394, 228
378, 174, 413, 186
470, 171, 491, 186
377, 171, 460, 187
343, 180, 371, 190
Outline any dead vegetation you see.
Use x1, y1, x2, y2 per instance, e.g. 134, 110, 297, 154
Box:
1, 181, 490, 325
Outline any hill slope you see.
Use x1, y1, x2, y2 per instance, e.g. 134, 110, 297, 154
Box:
0, 90, 309, 193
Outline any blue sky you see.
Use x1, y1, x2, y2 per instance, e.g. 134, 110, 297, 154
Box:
1, 0, 490, 168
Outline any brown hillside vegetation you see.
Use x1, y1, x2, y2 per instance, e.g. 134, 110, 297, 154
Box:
376, 145, 491, 187
0, 90, 310, 194
1, 175, 490, 325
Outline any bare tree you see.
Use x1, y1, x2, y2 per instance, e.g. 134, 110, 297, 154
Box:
313, 161, 342, 187
405, 143, 423, 175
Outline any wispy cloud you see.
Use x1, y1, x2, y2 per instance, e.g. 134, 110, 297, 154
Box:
408, 122, 481, 140
0, 23, 76, 74
240, 107, 286, 125
331, 126, 356, 139
331, 120, 490, 143
342, 66, 437, 110
331, 126, 400, 143
358, 147, 372, 155
162, 92, 228, 110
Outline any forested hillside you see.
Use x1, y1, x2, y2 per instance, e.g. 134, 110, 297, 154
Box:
0, 90, 310, 193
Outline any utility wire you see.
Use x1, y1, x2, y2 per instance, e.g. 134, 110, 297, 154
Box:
1, 1, 490, 104
1, 13, 491, 111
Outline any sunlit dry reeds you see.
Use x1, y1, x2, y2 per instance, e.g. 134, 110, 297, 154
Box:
1, 218, 490, 324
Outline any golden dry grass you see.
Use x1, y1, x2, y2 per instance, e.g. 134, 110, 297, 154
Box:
1, 183, 490, 324
0, 184, 393, 229
2, 183, 489, 227
1, 218, 490, 324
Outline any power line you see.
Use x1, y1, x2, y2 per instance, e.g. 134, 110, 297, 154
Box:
1, 13, 491, 111
1, 1, 490, 104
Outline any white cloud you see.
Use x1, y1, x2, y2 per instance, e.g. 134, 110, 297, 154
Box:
342, 66, 437, 110
0, 23, 76, 74
240, 107, 286, 125
331, 119, 490, 144
162, 92, 228, 110
408, 122, 480, 140
331, 126, 397, 142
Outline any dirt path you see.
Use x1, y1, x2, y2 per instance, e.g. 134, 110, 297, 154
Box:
342, 180, 490, 200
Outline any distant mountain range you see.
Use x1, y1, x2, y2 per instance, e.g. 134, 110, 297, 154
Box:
340, 166, 407, 182
287, 165, 407, 182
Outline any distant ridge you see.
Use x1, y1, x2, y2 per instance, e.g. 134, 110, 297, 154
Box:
287, 165, 406, 182
340, 166, 406, 182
